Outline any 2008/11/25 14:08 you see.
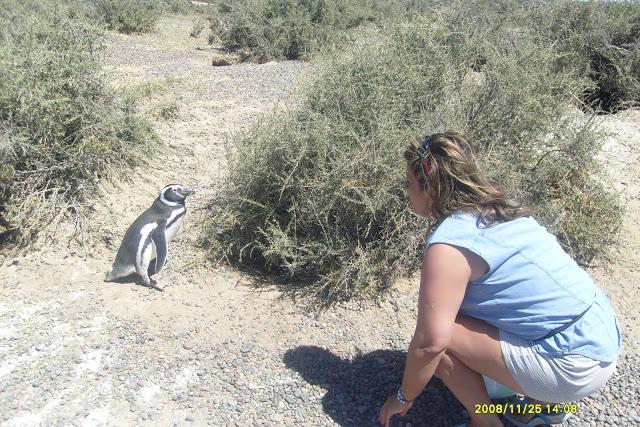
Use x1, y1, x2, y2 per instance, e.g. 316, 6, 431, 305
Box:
474, 403, 579, 414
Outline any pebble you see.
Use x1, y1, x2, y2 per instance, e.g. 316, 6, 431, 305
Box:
240, 343, 254, 353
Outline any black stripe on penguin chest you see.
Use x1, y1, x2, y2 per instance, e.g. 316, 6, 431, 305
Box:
167, 210, 186, 229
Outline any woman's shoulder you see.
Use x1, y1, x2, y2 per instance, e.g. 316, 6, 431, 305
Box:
432, 211, 490, 233
427, 211, 483, 245
428, 211, 543, 247
442, 211, 542, 233
437, 211, 480, 227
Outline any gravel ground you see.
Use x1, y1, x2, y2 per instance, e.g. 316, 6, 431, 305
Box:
1, 14, 639, 427
0, 295, 463, 426
1, 282, 638, 427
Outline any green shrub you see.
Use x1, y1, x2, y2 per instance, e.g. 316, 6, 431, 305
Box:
526, 0, 640, 112
210, 0, 380, 62
204, 9, 621, 308
88, 0, 162, 34
163, 0, 191, 14
0, 1, 154, 243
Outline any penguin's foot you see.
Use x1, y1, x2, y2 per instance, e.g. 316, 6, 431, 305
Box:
149, 280, 164, 292
137, 274, 163, 292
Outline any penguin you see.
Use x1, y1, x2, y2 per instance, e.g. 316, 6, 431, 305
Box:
105, 184, 196, 291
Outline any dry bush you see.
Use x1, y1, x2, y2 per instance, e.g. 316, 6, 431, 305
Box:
208, 0, 382, 62
204, 9, 621, 308
0, 1, 155, 243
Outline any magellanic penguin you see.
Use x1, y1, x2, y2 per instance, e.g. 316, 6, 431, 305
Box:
105, 184, 196, 291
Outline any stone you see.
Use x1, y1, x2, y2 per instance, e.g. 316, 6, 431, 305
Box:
211, 56, 232, 67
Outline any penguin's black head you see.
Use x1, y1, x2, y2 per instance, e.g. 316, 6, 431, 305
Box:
159, 184, 196, 206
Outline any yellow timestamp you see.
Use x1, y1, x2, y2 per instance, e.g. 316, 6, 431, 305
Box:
474, 403, 579, 415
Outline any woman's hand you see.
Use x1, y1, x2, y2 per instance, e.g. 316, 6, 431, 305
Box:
378, 393, 413, 427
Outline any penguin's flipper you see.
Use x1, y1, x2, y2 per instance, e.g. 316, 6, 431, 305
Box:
150, 221, 168, 274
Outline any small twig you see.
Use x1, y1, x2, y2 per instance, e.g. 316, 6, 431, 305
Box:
531, 148, 566, 171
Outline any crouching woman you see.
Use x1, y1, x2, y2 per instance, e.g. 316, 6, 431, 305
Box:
378, 131, 622, 427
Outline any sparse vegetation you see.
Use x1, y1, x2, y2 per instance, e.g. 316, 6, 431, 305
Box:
126, 77, 185, 99
205, 7, 623, 308
153, 100, 181, 120
0, 1, 154, 243
207, 0, 640, 112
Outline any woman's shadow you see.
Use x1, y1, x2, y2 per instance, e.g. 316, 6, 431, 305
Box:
284, 345, 469, 427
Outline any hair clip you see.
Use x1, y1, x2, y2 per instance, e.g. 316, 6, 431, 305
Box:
418, 134, 434, 156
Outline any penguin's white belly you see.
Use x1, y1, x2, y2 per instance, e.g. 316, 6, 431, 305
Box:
142, 242, 156, 267
137, 223, 158, 272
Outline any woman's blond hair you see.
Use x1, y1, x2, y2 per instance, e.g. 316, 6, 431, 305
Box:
404, 130, 530, 225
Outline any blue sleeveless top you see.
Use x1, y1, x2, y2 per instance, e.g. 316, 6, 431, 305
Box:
425, 212, 622, 362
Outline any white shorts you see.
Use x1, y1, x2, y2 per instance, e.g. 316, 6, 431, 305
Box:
499, 329, 617, 403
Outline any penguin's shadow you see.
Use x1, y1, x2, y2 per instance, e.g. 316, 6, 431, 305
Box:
283, 346, 468, 427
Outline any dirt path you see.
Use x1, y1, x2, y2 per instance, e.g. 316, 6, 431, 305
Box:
0, 15, 638, 427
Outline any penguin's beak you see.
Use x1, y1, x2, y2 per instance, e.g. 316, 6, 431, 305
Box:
179, 187, 197, 197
